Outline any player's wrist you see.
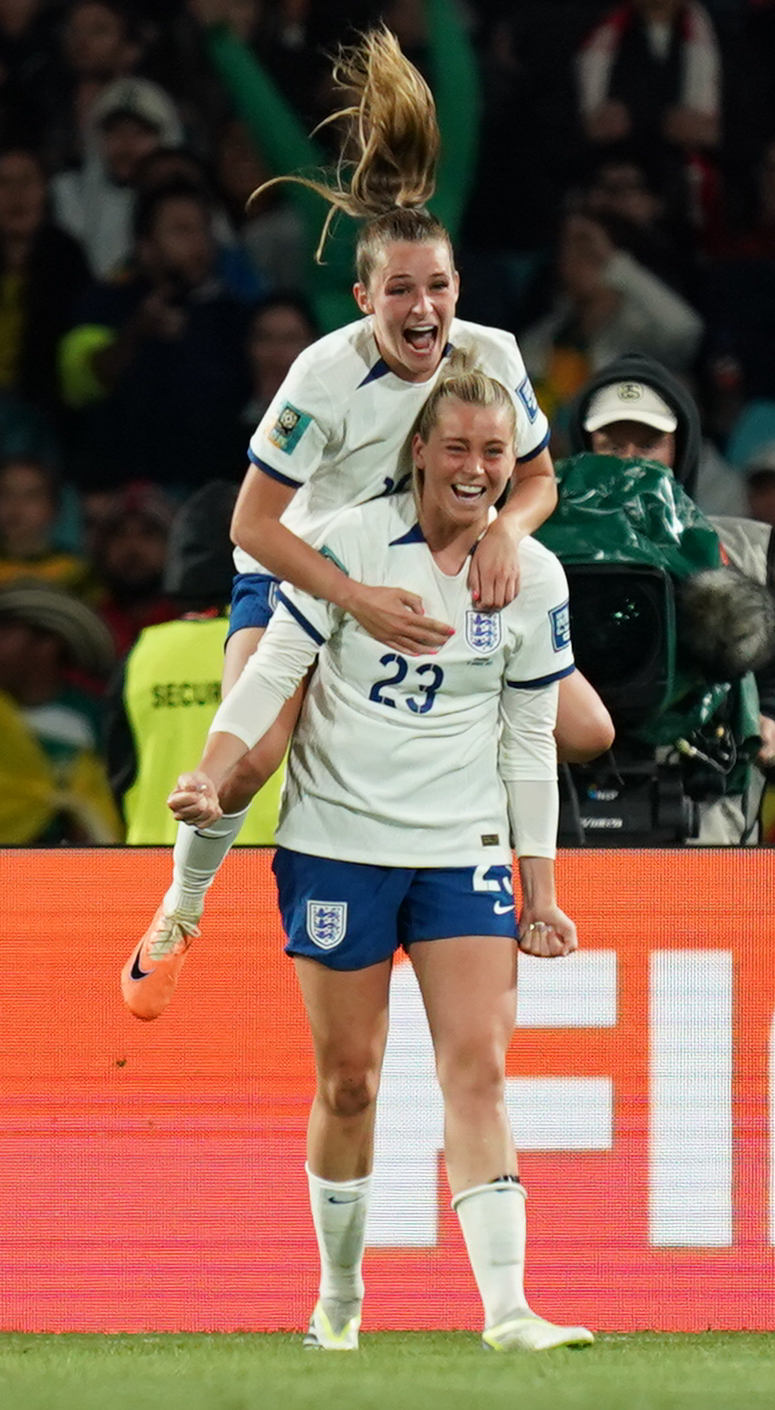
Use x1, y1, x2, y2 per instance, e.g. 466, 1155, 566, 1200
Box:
489, 507, 526, 543
333, 577, 364, 616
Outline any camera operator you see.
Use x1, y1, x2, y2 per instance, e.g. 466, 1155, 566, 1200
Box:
566, 351, 775, 843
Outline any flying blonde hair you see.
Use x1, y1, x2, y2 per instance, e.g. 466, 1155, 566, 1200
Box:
248, 25, 452, 280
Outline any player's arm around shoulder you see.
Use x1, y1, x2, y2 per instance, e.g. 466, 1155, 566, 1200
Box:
460, 324, 557, 610
331, 502, 456, 656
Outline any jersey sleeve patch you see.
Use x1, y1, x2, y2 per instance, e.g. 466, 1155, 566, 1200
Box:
319, 544, 349, 577
516, 375, 539, 424
549, 600, 571, 652
268, 402, 313, 454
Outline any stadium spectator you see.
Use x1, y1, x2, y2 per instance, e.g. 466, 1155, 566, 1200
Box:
0, 145, 90, 425
133, 141, 267, 303
567, 351, 775, 841
89, 481, 176, 656
50, 74, 184, 278
58, 178, 254, 491
42, 0, 145, 172
519, 209, 703, 441
212, 117, 306, 293
0, 578, 120, 842
105, 479, 283, 844
580, 146, 696, 295
239, 291, 318, 431
120, 27, 612, 1001
574, 0, 722, 225
0, 454, 91, 593
158, 359, 595, 1353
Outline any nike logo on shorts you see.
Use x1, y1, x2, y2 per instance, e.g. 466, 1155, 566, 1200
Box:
493, 901, 513, 915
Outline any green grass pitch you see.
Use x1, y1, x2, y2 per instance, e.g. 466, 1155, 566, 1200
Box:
2, 1332, 775, 1410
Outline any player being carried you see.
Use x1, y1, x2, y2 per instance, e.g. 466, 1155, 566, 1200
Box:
121, 25, 612, 1021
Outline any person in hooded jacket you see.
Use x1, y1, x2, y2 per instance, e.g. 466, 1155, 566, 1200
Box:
567, 350, 775, 842
51, 75, 185, 280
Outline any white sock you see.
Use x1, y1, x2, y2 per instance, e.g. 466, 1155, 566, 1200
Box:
306, 1163, 371, 1313
452, 1179, 531, 1329
162, 809, 248, 918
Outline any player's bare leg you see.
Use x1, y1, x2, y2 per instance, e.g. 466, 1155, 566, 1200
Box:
121, 627, 301, 1020
293, 956, 392, 1349
410, 935, 594, 1350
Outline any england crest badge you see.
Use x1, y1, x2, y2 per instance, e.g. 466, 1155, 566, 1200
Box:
306, 900, 348, 950
465, 609, 502, 654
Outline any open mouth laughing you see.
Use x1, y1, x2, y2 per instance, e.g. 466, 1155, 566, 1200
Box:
451, 483, 486, 502
403, 324, 438, 354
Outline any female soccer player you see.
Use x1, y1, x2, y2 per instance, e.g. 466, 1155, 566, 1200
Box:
121, 28, 612, 1021
166, 357, 595, 1352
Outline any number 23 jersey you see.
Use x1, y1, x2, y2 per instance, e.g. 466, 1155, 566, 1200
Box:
223, 495, 574, 866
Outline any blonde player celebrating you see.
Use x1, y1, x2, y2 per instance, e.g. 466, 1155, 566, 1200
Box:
167, 358, 595, 1352
121, 28, 612, 1021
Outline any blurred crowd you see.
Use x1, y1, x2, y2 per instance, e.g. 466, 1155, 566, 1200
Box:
2, 0, 775, 842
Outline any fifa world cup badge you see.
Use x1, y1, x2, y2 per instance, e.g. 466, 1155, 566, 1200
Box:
549, 601, 571, 652
269, 402, 313, 454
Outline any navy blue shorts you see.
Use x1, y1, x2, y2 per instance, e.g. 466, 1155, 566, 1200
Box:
272, 847, 518, 971
226, 572, 281, 641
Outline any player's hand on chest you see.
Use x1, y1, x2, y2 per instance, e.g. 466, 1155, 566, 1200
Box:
345, 606, 507, 718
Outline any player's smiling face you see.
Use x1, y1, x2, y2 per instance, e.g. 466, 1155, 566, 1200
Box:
353, 240, 460, 383
413, 398, 516, 531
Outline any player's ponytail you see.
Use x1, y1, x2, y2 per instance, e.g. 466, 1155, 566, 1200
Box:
248, 26, 451, 274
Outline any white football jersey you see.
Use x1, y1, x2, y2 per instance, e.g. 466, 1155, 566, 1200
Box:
215, 495, 573, 867
236, 315, 549, 574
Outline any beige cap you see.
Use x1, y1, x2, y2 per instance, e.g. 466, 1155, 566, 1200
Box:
584, 381, 678, 434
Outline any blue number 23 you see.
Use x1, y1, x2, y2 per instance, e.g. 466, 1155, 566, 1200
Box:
369, 653, 445, 714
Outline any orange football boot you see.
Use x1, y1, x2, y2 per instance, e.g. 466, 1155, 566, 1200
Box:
121, 905, 200, 1020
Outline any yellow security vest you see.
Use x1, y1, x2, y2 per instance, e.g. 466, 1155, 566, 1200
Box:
122, 616, 283, 844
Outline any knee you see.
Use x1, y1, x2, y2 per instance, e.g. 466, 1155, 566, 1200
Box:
437, 1045, 505, 1109
319, 1065, 380, 1120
